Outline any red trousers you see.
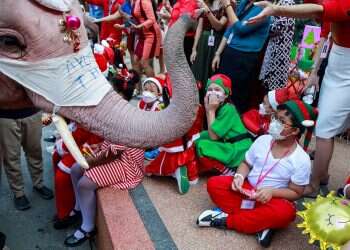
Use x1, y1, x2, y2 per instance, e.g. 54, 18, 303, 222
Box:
198, 157, 226, 174
207, 176, 296, 234
53, 152, 75, 220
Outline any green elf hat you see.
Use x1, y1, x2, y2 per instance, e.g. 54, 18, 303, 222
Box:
206, 74, 232, 95
278, 100, 318, 151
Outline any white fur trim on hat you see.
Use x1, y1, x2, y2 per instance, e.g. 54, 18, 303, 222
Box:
268, 90, 278, 111
301, 120, 315, 127
142, 77, 162, 94
101, 40, 110, 48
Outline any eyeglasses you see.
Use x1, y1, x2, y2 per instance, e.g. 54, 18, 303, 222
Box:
271, 114, 294, 128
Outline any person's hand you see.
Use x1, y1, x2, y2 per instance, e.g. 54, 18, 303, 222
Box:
246, 1, 276, 25
302, 71, 320, 93
231, 174, 244, 191
197, 0, 210, 12
42, 113, 52, 126
114, 23, 125, 30
212, 54, 220, 71
190, 50, 197, 64
255, 187, 273, 204
207, 93, 221, 112
219, 0, 230, 7
131, 23, 143, 29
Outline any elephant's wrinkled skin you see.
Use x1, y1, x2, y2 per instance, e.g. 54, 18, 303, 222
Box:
0, 0, 199, 148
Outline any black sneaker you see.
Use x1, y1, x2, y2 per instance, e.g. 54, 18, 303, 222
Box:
14, 195, 31, 211
34, 186, 54, 200
54, 210, 82, 230
64, 228, 97, 247
0, 232, 6, 249
256, 229, 274, 248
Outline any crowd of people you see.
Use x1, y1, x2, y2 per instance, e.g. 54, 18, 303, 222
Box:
0, 0, 349, 249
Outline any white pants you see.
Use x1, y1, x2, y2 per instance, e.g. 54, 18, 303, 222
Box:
316, 44, 350, 138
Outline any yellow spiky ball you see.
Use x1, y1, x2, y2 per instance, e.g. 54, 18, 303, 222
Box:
297, 192, 350, 250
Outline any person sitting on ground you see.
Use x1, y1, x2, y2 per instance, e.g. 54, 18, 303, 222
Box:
195, 74, 252, 176
197, 100, 317, 248
242, 87, 297, 137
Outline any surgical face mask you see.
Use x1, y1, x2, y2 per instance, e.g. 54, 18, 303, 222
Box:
0, 46, 111, 107
206, 90, 226, 103
258, 103, 267, 115
268, 118, 286, 140
34, 0, 74, 12
142, 91, 158, 103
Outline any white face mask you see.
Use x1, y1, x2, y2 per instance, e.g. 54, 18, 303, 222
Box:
206, 90, 226, 103
268, 118, 286, 140
142, 91, 158, 103
34, 0, 74, 12
258, 103, 267, 115
0, 46, 111, 107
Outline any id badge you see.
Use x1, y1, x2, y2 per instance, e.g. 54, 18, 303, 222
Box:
241, 199, 256, 210
208, 31, 215, 47
320, 39, 330, 59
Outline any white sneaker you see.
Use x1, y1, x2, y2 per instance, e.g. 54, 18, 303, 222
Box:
197, 209, 228, 228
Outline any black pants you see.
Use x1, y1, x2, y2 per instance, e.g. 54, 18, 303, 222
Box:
219, 47, 260, 114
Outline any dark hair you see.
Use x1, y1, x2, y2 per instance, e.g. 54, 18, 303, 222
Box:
111, 69, 140, 101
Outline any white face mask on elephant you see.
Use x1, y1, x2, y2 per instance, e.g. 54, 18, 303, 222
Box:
0, 46, 111, 107
34, 0, 74, 11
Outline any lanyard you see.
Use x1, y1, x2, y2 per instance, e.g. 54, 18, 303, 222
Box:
254, 141, 293, 190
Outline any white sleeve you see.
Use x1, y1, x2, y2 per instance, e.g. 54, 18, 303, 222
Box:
245, 135, 269, 166
291, 157, 311, 186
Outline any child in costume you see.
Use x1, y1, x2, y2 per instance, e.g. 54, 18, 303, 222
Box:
242, 87, 298, 137
139, 77, 169, 160
197, 100, 317, 248
145, 105, 205, 194
63, 87, 145, 248
195, 74, 252, 175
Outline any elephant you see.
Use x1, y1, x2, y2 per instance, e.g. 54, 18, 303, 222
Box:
0, 0, 199, 149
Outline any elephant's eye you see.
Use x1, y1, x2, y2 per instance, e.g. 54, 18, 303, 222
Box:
0, 35, 26, 59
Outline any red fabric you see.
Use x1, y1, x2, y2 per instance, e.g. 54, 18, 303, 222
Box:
321, 0, 350, 48
198, 156, 226, 173
346, 176, 350, 185
52, 151, 75, 220
86, 0, 124, 41
168, 0, 197, 36
242, 109, 270, 136
320, 21, 331, 38
207, 176, 296, 233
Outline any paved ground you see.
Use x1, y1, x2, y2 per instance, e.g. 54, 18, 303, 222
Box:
1, 125, 349, 250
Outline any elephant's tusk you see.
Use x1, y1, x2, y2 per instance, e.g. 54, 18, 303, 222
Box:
52, 114, 90, 169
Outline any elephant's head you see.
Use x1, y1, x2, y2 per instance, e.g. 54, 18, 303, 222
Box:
0, 0, 199, 148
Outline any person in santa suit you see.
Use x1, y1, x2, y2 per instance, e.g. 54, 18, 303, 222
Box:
138, 77, 165, 112
242, 87, 298, 137
85, 0, 125, 42
93, 43, 113, 78
145, 105, 205, 194
195, 74, 252, 176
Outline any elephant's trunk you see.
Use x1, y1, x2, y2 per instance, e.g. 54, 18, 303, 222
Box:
28, 16, 199, 148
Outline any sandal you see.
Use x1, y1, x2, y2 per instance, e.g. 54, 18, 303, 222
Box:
64, 227, 96, 247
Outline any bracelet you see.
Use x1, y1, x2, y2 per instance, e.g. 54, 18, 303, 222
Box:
234, 173, 244, 180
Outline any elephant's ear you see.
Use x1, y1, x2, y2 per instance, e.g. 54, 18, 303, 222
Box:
34, 0, 74, 12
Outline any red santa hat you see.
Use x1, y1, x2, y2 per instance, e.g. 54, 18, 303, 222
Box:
142, 77, 165, 94
268, 87, 297, 111
103, 46, 115, 65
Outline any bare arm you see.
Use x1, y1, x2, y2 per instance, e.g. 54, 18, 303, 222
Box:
192, 18, 204, 53
206, 12, 228, 31
247, 2, 323, 24
272, 182, 305, 201
235, 160, 251, 178
95, 10, 122, 22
